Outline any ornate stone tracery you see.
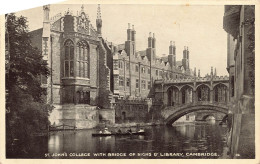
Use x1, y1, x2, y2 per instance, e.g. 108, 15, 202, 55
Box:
78, 5, 90, 33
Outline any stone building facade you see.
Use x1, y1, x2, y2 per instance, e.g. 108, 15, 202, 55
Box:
30, 5, 114, 128
30, 4, 197, 126
223, 5, 255, 158
111, 24, 194, 123
112, 24, 193, 99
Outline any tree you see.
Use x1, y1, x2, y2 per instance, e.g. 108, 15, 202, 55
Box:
6, 13, 49, 102
5, 13, 52, 156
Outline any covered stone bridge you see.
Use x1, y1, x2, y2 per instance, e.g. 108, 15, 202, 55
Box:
153, 75, 229, 106
153, 75, 230, 124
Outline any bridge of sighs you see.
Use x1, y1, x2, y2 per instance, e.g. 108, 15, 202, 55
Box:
153, 75, 230, 124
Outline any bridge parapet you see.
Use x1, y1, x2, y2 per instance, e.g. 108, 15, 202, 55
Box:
154, 75, 229, 85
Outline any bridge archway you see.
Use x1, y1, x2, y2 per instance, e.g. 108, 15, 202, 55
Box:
196, 84, 210, 102
213, 83, 228, 103
180, 85, 193, 105
167, 86, 179, 106
164, 104, 228, 125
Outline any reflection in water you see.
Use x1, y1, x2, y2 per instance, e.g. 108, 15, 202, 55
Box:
11, 123, 228, 159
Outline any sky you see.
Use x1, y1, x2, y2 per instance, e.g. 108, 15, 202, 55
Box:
15, 4, 228, 76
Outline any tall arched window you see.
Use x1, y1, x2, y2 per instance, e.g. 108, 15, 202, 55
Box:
77, 41, 89, 78
197, 85, 210, 101
64, 40, 74, 77
214, 84, 228, 102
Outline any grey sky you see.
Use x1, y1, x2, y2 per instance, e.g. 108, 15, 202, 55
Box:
16, 4, 228, 76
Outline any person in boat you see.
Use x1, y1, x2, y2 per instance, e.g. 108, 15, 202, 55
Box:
138, 128, 144, 133
99, 130, 103, 134
103, 127, 111, 134
127, 128, 132, 133
117, 128, 122, 133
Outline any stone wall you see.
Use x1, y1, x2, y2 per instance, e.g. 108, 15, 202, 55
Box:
98, 109, 115, 124
49, 104, 63, 125
60, 104, 98, 129
223, 5, 255, 158
98, 39, 113, 109
114, 99, 151, 123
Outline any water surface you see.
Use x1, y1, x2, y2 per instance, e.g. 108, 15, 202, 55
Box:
8, 122, 229, 159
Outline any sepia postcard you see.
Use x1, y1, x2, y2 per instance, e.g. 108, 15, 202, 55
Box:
0, 0, 259, 163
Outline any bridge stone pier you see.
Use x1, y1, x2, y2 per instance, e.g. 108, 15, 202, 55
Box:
153, 75, 229, 124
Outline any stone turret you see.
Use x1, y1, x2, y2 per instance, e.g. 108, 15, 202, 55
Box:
43, 5, 50, 38
96, 4, 102, 36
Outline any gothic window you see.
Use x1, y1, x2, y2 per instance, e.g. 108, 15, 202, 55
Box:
126, 62, 129, 70
64, 40, 74, 77
148, 68, 151, 74
156, 70, 158, 76
118, 60, 122, 69
76, 91, 81, 104
77, 41, 89, 78
136, 79, 139, 88
159, 71, 162, 77
197, 85, 210, 101
80, 91, 84, 103
126, 78, 130, 87
141, 67, 145, 74
114, 60, 118, 70
76, 91, 90, 104
118, 61, 121, 69
85, 91, 90, 104
119, 76, 124, 86
182, 89, 186, 104
141, 80, 146, 89
148, 81, 151, 89
214, 84, 228, 102
135, 65, 139, 72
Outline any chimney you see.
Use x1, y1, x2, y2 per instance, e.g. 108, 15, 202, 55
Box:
183, 46, 187, 59
148, 32, 152, 48
169, 41, 173, 55
152, 33, 156, 48
127, 23, 132, 41
131, 25, 136, 41
186, 46, 189, 59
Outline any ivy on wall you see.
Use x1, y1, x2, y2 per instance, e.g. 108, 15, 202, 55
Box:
244, 17, 255, 95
